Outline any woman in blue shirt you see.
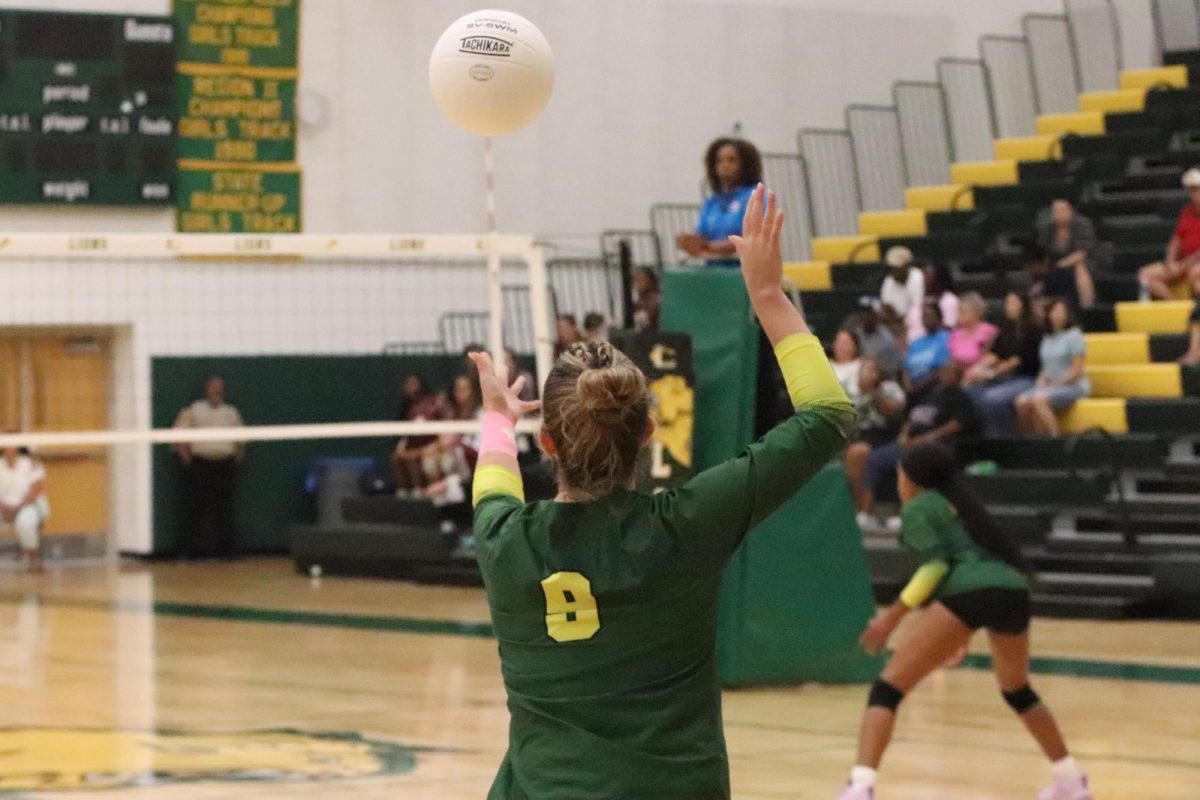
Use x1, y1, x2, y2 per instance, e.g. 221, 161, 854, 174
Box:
676, 138, 762, 266
904, 303, 951, 396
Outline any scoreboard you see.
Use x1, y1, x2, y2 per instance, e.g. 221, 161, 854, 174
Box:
0, 10, 176, 205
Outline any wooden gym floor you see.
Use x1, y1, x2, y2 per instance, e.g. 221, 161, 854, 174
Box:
0, 559, 1195, 799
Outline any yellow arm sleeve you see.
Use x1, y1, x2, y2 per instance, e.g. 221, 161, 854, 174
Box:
472, 464, 525, 507
774, 333, 852, 410
899, 560, 950, 608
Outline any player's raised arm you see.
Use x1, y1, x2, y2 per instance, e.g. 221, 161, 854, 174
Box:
470, 351, 541, 507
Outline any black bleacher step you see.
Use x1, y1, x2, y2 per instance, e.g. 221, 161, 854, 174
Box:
831, 262, 885, 290
1074, 508, 1200, 537
1082, 194, 1179, 219
975, 434, 1166, 471
1098, 217, 1175, 245
1184, 366, 1200, 398
955, 272, 1006, 297
1134, 473, 1200, 495
1096, 274, 1139, 303
1032, 571, 1155, 599
1031, 593, 1141, 620
1109, 496, 1200, 518
1101, 112, 1159, 133
974, 181, 1076, 211
925, 210, 980, 232
1099, 172, 1185, 193
1113, 245, 1165, 273
1146, 86, 1200, 109
1018, 161, 1068, 182
1163, 49, 1200, 66
990, 505, 1053, 546
1046, 531, 1200, 554
803, 288, 867, 320
1064, 130, 1170, 160
1150, 333, 1189, 362
1080, 304, 1117, 332
965, 470, 1109, 507
877, 236, 929, 258
1127, 398, 1200, 434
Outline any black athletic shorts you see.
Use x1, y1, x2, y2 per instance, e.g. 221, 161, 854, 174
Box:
939, 588, 1031, 635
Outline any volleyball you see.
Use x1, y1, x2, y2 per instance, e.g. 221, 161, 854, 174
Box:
428, 9, 555, 137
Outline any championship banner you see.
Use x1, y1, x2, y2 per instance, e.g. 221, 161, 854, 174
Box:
173, 0, 301, 231
610, 330, 695, 494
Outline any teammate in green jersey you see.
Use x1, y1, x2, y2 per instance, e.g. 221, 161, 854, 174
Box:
469, 184, 854, 800
838, 442, 1091, 800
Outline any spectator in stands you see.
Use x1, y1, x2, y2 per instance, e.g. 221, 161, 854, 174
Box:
1138, 168, 1200, 301
393, 374, 449, 492
965, 292, 1044, 436
843, 359, 906, 525
423, 375, 483, 505
879, 246, 925, 343
632, 268, 662, 332
1181, 300, 1200, 366
675, 137, 762, 265
832, 330, 863, 401
948, 292, 998, 370
173, 376, 244, 559
0, 444, 49, 573
1015, 299, 1090, 436
584, 312, 609, 343
505, 347, 538, 401
903, 303, 951, 396
922, 260, 959, 328
847, 361, 980, 528
848, 301, 901, 379
554, 314, 583, 356
1036, 197, 1097, 309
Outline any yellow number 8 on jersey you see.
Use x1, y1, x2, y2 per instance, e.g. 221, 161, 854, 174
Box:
540, 571, 600, 642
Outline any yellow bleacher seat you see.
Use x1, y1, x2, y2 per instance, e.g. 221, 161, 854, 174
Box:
858, 209, 927, 238
1057, 398, 1128, 434
1120, 65, 1188, 91
949, 160, 1018, 187
994, 135, 1061, 162
782, 260, 832, 292
1037, 111, 1105, 137
811, 235, 879, 264
1079, 88, 1146, 114
1083, 333, 1150, 365
905, 184, 974, 212
1088, 364, 1182, 399
1115, 300, 1194, 334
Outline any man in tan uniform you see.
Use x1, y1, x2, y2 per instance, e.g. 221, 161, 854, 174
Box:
174, 376, 244, 559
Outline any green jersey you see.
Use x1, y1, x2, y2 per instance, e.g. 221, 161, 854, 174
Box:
899, 490, 1028, 599
474, 402, 853, 800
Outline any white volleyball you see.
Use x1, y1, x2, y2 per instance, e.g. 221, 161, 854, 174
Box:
429, 9, 554, 136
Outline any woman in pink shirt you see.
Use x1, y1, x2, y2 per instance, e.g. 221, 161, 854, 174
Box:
949, 292, 998, 369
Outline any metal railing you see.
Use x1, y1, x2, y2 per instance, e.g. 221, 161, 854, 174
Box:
1066, 0, 1122, 92
798, 128, 860, 236
547, 257, 620, 325
1024, 14, 1081, 114
1066, 427, 1136, 549
938, 57, 998, 164
847, 105, 908, 211
894, 81, 954, 186
981, 35, 1039, 137
761, 151, 815, 261
1152, 0, 1200, 59
650, 203, 701, 265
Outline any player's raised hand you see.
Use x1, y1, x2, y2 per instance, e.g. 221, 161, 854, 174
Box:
470, 351, 541, 424
729, 183, 785, 298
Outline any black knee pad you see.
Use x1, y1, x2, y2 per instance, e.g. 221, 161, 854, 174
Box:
867, 679, 905, 711
1002, 684, 1041, 714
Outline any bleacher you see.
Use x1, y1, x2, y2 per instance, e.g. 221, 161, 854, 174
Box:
605, 8, 1200, 619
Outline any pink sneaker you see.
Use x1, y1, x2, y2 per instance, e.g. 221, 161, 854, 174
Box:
837, 785, 873, 800
1036, 775, 1093, 800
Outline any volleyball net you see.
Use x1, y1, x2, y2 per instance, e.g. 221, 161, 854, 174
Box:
0, 233, 550, 555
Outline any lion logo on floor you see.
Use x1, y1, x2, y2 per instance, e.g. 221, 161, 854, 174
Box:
0, 728, 419, 791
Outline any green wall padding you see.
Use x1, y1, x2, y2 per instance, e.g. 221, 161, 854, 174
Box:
660, 269, 758, 470
151, 354, 466, 554
660, 269, 881, 685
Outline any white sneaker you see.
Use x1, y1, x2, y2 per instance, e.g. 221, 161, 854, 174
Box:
885, 515, 902, 533
1036, 775, 1093, 800
837, 785, 873, 800
855, 511, 876, 531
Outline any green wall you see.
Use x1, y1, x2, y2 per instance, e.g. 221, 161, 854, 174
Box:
151, 354, 466, 554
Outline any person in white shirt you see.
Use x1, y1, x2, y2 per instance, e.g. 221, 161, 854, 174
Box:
879, 246, 926, 344
0, 446, 49, 573
173, 376, 244, 559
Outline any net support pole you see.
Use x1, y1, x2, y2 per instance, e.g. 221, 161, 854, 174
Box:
484, 135, 505, 368
526, 243, 553, 393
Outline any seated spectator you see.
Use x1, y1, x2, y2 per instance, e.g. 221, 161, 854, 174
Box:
1138, 168, 1200, 301
965, 292, 1044, 436
554, 314, 583, 356
831, 329, 863, 401
505, 347, 538, 401
843, 359, 906, 522
675, 137, 762, 266
1036, 196, 1097, 309
0, 445, 49, 573
392, 374, 448, 491
879, 246, 925, 343
584, 312, 609, 343
423, 375, 482, 505
632, 268, 662, 331
1181, 300, 1200, 366
922, 260, 959, 328
1015, 298, 1090, 436
948, 291, 998, 370
904, 303, 951, 395
848, 302, 902, 379
847, 361, 980, 528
